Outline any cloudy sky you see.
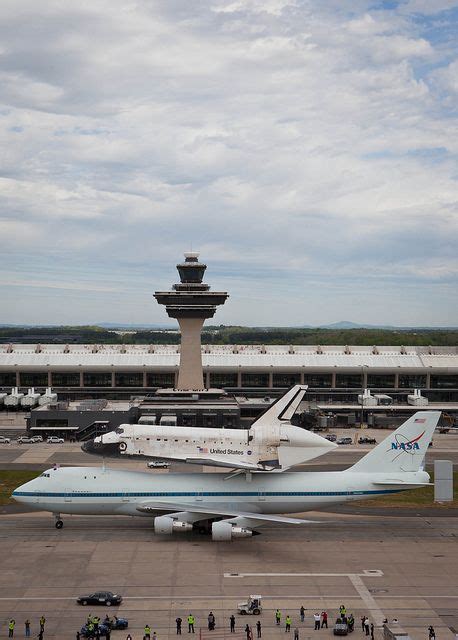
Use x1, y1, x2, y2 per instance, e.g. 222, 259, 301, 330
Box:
0, 0, 457, 327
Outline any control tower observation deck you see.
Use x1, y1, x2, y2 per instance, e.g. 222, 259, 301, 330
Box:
154, 253, 228, 391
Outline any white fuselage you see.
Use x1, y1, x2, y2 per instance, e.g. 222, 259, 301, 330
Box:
13, 466, 429, 517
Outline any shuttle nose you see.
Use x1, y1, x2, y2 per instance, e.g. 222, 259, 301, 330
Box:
81, 439, 122, 457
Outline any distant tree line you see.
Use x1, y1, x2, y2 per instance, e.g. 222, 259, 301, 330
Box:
0, 325, 457, 346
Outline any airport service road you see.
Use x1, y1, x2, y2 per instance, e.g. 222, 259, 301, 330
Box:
0, 513, 456, 640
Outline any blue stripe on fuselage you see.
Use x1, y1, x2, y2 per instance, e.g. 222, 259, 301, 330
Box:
12, 489, 403, 498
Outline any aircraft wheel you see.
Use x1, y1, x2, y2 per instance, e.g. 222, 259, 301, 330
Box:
55, 520, 63, 529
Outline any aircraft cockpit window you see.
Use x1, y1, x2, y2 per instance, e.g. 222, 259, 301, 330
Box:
115, 427, 124, 434
40, 473, 50, 478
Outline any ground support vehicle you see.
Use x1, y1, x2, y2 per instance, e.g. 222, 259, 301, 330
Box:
237, 595, 262, 615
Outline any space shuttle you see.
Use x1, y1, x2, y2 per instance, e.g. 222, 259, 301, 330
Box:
82, 385, 337, 471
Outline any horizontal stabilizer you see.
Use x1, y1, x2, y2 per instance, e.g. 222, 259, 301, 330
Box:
137, 501, 315, 524
373, 481, 433, 486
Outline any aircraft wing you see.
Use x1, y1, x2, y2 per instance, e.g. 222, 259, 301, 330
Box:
184, 457, 276, 471
136, 501, 317, 524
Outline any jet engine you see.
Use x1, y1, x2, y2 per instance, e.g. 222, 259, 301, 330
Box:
154, 515, 193, 535
211, 520, 253, 541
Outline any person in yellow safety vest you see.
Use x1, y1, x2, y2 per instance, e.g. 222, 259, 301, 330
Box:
187, 614, 195, 634
275, 610, 281, 626
87, 623, 94, 635
8, 620, 15, 638
39, 617, 46, 632
285, 616, 292, 632
144, 625, 151, 640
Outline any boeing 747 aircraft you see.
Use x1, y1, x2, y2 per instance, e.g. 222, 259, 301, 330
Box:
13, 411, 440, 541
82, 386, 336, 471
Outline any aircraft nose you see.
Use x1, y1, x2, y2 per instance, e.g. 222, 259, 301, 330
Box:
11, 479, 34, 503
81, 439, 122, 457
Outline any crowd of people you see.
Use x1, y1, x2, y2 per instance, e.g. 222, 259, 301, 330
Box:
2, 608, 437, 639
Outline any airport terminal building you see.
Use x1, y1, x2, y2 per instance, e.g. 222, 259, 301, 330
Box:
0, 343, 457, 400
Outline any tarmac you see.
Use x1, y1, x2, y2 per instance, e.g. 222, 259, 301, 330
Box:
0, 428, 456, 640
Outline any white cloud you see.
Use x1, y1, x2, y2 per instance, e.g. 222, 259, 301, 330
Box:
0, 0, 457, 325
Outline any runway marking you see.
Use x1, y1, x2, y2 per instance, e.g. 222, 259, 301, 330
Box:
348, 574, 384, 626
224, 570, 383, 578
0, 595, 377, 601
224, 570, 385, 626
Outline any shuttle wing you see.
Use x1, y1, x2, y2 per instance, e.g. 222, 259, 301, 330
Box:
136, 501, 317, 524
183, 457, 276, 471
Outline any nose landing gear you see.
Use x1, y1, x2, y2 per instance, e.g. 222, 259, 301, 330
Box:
53, 513, 63, 529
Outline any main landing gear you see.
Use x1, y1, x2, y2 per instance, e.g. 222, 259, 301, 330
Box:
53, 513, 64, 529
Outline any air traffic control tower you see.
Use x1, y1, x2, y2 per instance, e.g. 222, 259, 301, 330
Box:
154, 253, 228, 391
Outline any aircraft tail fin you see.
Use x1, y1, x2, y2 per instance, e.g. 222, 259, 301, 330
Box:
348, 411, 440, 473
250, 385, 308, 429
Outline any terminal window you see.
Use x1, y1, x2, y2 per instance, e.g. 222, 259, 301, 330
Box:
35, 419, 69, 429
0, 372, 16, 386
303, 374, 332, 388
115, 372, 143, 387
273, 373, 301, 387
335, 374, 363, 388
52, 372, 80, 387
430, 374, 458, 388
83, 372, 112, 387
367, 374, 395, 388
146, 373, 175, 387
241, 373, 270, 387
19, 372, 48, 386
398, 374, 427, 388
210, 373, 238, 387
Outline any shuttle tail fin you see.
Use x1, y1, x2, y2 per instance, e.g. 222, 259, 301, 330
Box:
250, 385, 308, 429
348, 411, 440, 473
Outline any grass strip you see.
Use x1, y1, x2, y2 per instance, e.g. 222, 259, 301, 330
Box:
0, 470, 42, 505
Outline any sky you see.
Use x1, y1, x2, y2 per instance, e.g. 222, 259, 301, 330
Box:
0, 0, 457, 327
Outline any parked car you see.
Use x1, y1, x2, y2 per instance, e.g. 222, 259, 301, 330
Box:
147, 460, 170, 468
77, 591, 122, 606
358, 436, 377, 445
325, 434, 337, 442
0, 436, 11, 444
337, 437, 353, 445
47, 436, 64, 444
333, 619, 349, 636
30, 435, 43, 443
17, 436, 35, 444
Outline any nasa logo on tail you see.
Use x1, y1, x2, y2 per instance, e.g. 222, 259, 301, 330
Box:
388, 421, 426, 461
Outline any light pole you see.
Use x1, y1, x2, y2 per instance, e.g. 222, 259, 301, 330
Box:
360, 364, 367, 429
